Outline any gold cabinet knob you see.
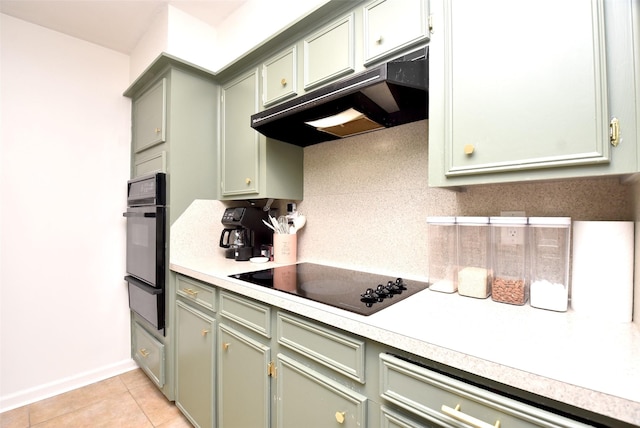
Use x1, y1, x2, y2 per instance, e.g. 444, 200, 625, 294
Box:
183, 288, 198, 297
138, 348, 150, 358
223, 342, 230, 351
245, 178, 251, 185
281, 78, 287, 86
335, 411, 346, 424
376, 35, 383, 45
201, 329, 209, 337
463, 144, 475, 155
154, 127, 161, 133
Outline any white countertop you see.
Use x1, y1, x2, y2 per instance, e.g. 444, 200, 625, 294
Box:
171, 255, 640, 426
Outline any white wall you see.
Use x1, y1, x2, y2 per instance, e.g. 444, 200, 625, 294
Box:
214, 0, 329, 71
128, 0, 330, 83
0, 14, 134, 411
129, 5, 169, 82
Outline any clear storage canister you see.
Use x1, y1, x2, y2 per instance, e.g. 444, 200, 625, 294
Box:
529, 217, 571, 312
490, 216, 528, 305
456, 216, 491, 298
427, 216, 457, 293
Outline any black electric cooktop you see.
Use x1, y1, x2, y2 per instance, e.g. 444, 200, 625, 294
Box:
229, 263, 428, 316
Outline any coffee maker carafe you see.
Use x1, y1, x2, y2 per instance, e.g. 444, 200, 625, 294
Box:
220, 207, 272, 261
219, 228, 249, 259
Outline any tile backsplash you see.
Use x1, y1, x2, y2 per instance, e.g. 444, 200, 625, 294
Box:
177, 119, 635, 322
297, 120, 632, 280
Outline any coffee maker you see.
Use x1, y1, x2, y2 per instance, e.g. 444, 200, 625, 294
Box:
220, 207, 272, 261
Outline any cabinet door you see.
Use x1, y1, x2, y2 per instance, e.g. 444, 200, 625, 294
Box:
133, 78, 166, 153
220, 69, 260, 196
263, 46, 298, 107
175, 301, 215, 428
277, 354, 367, 428
218, 324, 271, 428
431, 0, 610, 181
363, 0, 430, 65
303, 13, 355, 90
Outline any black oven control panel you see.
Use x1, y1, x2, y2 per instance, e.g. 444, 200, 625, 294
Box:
127, 173, 166, 207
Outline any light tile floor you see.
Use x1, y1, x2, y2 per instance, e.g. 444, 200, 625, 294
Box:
0, 369, 192, 428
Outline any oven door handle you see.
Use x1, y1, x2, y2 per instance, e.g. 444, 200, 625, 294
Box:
124, 275, 162, 294
122, 212, 157, 218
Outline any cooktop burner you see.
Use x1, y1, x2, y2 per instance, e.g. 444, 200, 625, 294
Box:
229, 263, 428, 316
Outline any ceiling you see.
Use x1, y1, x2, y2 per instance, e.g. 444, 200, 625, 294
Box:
0, 0, 248, 54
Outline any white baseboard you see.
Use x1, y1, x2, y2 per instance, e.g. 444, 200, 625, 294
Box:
0, 358, 139, 413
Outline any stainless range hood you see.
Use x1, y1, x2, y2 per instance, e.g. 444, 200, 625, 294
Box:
251, 47, 428, 147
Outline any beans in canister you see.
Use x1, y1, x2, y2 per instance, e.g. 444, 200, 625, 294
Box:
492, 277, 526, 305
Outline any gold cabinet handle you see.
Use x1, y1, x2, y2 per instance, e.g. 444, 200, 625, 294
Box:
223, 342, 230, 351
267, 361, 277, 377
245, 178, 252, 185
335, 411, 346, 424
441, 404, 500, 428
610, 117, 620, 147
201, 329, 210, 337
183, 288, 198, 297
376, 35, 383, 44
138, 348, 150, 358
281, 78, 287, 86
463, 144, 475, 155
154, 127, 161, 133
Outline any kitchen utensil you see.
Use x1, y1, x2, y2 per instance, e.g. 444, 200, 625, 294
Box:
293, 214, 306, 231
278, 216, 289, 234
262, 219, 276, 233
270, 215, 282, 233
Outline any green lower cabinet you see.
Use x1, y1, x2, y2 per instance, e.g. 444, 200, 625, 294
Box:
380, 405, 439, 428
175, 301, 215, 428
131, 319, 165, 388
276, 353, 368, 428
217, 323, 271, 428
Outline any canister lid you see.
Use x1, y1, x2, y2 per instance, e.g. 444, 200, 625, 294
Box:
489, 216, 527, 225
426, 216, 456, 224
528, 216, 571, 226
455, 216, 489, 225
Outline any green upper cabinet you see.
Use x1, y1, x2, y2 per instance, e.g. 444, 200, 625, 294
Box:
220, 69, 303, 201
221, 68, 260, 197
262, 46, 298, 108
132, 78, 166, 153
303, 13, 356, 90
428, 0, 639, 187
363, 0, 430, 65
131, 77, 168, 177
125, 55, 219, 219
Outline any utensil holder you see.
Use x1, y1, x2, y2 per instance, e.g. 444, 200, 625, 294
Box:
274, 234, 297, 264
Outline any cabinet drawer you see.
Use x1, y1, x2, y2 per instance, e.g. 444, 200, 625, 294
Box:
176, 275, 216, 312
363, 0, 429, 65
379, 354, 591, 428
380, 405, 436, 428
277, 353, 367, 428
219, 291, 271, 338
303, 13, 355, 90
277, 312, 365, 383
132, 321, 165, 387
262, 46, 298, 107
133, 149, 166, 177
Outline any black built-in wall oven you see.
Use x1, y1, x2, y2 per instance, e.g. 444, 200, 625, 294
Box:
124, 173, 166, 331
